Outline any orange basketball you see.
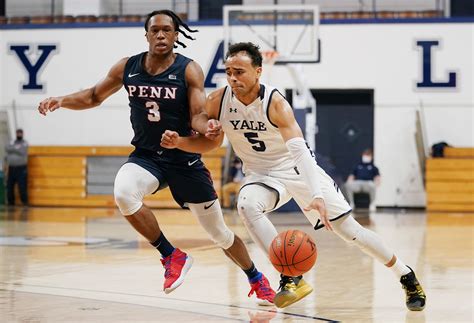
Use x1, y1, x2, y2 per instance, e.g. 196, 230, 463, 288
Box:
269, 229, 317, 276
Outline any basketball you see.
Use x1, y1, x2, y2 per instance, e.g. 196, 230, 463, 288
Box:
269, 230, 317, 276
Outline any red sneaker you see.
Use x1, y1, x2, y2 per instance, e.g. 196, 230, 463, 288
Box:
160, 248, 193, 294
248, 274, 276, 306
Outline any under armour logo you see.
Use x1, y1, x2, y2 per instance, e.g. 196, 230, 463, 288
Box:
229, 108, 237, 113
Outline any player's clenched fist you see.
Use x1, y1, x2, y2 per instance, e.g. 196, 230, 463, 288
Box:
38, 97, 62, 116
161, 130, 180, 149
205, 119, 222, 140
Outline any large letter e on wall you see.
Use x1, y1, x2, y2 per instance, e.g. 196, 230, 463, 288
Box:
416, 40, 457, 89
9, 44, 58, 91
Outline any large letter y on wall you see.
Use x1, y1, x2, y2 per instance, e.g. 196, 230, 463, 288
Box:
9, 44, 58, 91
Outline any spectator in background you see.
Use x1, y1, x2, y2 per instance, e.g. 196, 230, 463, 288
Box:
345, 148, 380, 212
5, 129, 28, 206
222, 157, 244, 209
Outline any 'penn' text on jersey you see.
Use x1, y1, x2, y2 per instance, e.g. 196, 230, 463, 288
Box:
127, 85, 177, 99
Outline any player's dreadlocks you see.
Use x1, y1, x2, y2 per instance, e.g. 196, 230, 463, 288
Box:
144, 10, 198, 48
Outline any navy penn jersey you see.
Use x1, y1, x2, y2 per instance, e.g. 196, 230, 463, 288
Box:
123, 52, 199, 162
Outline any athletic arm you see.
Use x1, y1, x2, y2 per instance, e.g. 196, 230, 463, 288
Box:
161, 131, 223, 153
269, 92, 332, 230
186, 61, 210, 133
38, 57, 127, 115
161, 88, 225, 153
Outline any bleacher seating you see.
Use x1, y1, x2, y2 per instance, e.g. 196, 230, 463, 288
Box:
0, 8, 444, 26
29, 15, 53, 24
444, 147, 474, 158
53, 15, 75, 23
97, 15, 119, 23
426, 147, 474, 212
27, 146, 226, 208
74, 15, 98, 23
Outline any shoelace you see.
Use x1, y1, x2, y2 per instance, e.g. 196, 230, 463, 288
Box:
403, 284, 425, 297
248, 279, 272, 298
163, 257, 172, 279
278, 276, 293, 291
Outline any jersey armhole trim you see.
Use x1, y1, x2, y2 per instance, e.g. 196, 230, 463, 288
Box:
266, 88, 282, 129
217, 86, 227, 121
123, 54, 136, 83
183, 57, 193, 88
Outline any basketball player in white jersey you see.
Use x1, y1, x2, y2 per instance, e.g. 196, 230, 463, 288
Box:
161, 42, 426, 311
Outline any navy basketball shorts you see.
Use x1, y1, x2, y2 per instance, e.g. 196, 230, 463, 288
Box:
126, 150, 218, 208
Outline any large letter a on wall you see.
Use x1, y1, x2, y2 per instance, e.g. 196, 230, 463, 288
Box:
204, 41, 225, 88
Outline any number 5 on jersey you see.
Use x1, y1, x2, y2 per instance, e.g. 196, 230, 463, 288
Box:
244, 132, 266, 152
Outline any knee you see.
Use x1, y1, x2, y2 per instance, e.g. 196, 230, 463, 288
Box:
114, 177, 142, 216
188, 201, 235, 249
332, 216, 364, 244
237, 195, 264, 223
212, 227, 235, 249
346, 227, 365, 246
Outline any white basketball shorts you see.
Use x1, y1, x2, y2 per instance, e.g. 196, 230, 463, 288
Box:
241, 165, 352, 229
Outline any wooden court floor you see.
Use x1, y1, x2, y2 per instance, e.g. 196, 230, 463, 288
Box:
0, 206, 472, 322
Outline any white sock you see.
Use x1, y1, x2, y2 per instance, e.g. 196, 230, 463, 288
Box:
390, 257, 411, 278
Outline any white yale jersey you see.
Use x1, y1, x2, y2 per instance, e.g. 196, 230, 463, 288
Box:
219, 84, 296, 174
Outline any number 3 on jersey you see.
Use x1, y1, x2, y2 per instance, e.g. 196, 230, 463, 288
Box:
244, 132, 266, 152
146, 101, 160, 122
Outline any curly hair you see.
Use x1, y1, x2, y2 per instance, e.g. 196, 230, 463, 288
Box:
144, 10, 198, 48
225, 42, 263, 67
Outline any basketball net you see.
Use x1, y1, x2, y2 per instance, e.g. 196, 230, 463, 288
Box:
261, 50, 279, 85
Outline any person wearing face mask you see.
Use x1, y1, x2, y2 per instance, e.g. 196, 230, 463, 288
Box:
345, 148, 381, 212
5, 129, 28, 206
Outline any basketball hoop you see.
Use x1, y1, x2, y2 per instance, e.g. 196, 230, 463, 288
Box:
261, 50, 279, 66
261, 50, 279, 84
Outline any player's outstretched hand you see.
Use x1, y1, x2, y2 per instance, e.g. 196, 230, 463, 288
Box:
205, 119, 222, 140
304, 197, 333, 231
161, 130, 180, 149
38, 97, 62, 116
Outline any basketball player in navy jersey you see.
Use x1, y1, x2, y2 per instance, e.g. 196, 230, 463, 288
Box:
38, 12, 275, 303
161, 42, 426, 310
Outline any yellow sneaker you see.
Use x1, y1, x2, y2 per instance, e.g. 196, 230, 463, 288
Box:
400, 266, 426, 311
274, 275, 313, 308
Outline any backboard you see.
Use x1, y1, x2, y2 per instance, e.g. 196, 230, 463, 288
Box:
223, 5, 321, 64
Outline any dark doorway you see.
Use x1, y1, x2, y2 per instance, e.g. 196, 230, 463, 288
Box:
286, 89, 374, 181
199, 0, 242, 20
